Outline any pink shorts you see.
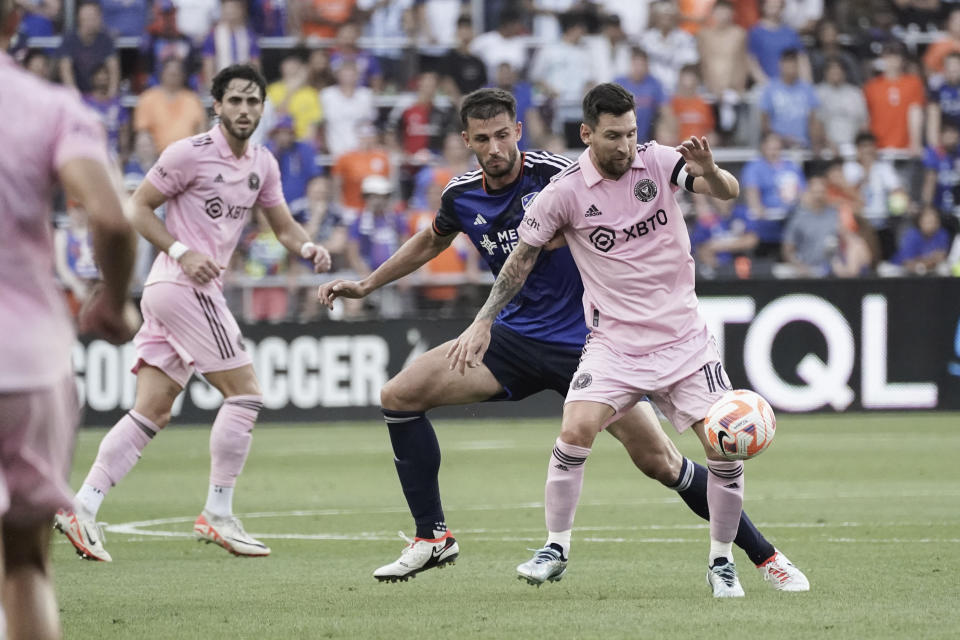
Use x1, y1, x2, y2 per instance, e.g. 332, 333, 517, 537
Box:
133, 282, 252, 388
0, 375, 77, 524
565, 329, 732, 433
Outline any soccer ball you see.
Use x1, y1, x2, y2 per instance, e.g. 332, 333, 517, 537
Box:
704, 389, 776, 461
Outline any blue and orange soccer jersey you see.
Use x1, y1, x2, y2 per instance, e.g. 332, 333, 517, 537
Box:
432, 150, 587, 349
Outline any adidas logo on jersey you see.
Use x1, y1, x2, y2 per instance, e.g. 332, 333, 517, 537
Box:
214, 174, 224, 183
473, 213, 488, 225
585, 204, 602, 217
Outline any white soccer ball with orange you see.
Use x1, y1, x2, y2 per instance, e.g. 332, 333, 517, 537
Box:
704, 389, 776, 461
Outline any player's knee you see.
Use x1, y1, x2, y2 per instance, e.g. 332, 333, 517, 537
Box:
380, 375, 429, 412
559, 423, 598, 449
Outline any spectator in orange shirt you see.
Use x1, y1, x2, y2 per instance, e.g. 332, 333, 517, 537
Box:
406, 176, 478, 311
671, 65, 716, 142
678, 0, 716, 34
923, 8, 960, 76
297, 0, 356, 40
864, 42, 925, 153
331, 123, 390, 213
133, 58, 207, 158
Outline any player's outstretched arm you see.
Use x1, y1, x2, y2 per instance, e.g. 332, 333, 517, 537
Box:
261, 202, 332, 273
676, 136, 740, 200
318, 227, 456, 309
446, 239, 542, 374
59, 157, 139, 345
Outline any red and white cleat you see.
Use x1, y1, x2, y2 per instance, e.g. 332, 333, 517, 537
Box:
757, 550, 810, 591
193, 510, 270, 557
54, 508, 112, 562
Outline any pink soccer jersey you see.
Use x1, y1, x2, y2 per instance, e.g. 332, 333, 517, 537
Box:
144, 124, 284, 291
518, 142, 705, 356
0, 52, 109, 390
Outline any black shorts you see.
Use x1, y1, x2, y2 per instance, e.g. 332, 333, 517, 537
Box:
482, 323, 582, 402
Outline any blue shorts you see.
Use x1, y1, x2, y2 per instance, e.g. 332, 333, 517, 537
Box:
482, 323, 582, 401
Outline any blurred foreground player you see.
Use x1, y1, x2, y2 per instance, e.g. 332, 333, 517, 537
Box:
319, 88, 808, 592
55, 64, 331, 561
0, 0, 138, 634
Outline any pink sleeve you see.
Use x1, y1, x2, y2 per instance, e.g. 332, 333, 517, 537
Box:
517, 182, 568, 247
146, 140, 194, 197
256, 150, 284, 208
52, 99, 109, 170
651, 143, 687, 193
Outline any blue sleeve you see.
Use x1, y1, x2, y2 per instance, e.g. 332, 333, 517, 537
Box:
202, 33, 214, 56
923, 147, 939, 169
249, 29, 261, 58
786, 29, 804, 51
893, 228, 922, 264
758, 86, 773, 114
933, 229, 951, 252
740, 162, 759, 188
747, 27, 761, 59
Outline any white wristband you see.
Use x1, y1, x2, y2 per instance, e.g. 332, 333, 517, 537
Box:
300, 241, 316, 259
167, 241, 189, 261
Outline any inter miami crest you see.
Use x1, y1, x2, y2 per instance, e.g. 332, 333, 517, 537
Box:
248, 172, 260, 191
572, 372, 593, 390
634, 179, 657, 202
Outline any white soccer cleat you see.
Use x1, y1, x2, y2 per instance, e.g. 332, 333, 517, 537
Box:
516, 546, 567, 586
707, 557, 745, 598
757, 550, 810, 592
194, 510, 270, 557
373, 531, 459, 583
54, 508, 112, 562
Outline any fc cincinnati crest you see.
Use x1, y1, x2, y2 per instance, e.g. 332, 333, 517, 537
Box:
521, 191, 540, 210
634, 179, 657, 202
248, 172, 260, 190
572, 372, 593, 390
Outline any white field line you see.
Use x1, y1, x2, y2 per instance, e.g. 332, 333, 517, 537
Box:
98, 506, 960, 543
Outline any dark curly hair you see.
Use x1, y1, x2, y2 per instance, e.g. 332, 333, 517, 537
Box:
211, 64, 267, 102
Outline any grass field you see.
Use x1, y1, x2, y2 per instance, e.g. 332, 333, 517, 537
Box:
52, 413, 960, 639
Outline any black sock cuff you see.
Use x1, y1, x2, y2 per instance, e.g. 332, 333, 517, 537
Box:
382, 409, 426, 423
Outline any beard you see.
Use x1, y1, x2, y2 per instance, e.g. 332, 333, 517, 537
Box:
220, 113, 259, 141
596, 153, 632, 179
479, 148, 519, 179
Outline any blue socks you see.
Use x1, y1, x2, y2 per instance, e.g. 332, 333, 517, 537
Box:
383, 409, 445, 539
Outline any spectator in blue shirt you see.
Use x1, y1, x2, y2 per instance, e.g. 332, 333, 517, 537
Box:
759, 49, 821, 148
893, 206, 951, 274
18, 0, 59, 38
58, 1, 119, 96
83, 62, 130, 161
100, 0, 148, 37
748, 0, 810, 84
267, 116, 323, 210
249, 0, 289, 37
140, 0, 196, 85
741, 131, 807, 254
689, 194, 759, 278
927, 52, 960, 147
615, 47, 668, 142
330, 20, 383, 92
922, 120, 960, 216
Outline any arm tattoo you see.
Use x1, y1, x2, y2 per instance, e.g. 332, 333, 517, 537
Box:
476, 241, 542, 321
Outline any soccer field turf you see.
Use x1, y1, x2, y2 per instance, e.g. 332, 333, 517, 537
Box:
53, 413, 959, 639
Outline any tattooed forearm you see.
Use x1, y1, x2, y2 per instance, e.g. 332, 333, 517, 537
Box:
476, 241, 542, 321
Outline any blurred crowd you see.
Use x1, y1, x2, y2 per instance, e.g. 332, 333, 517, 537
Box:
28, 0, 960, 323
